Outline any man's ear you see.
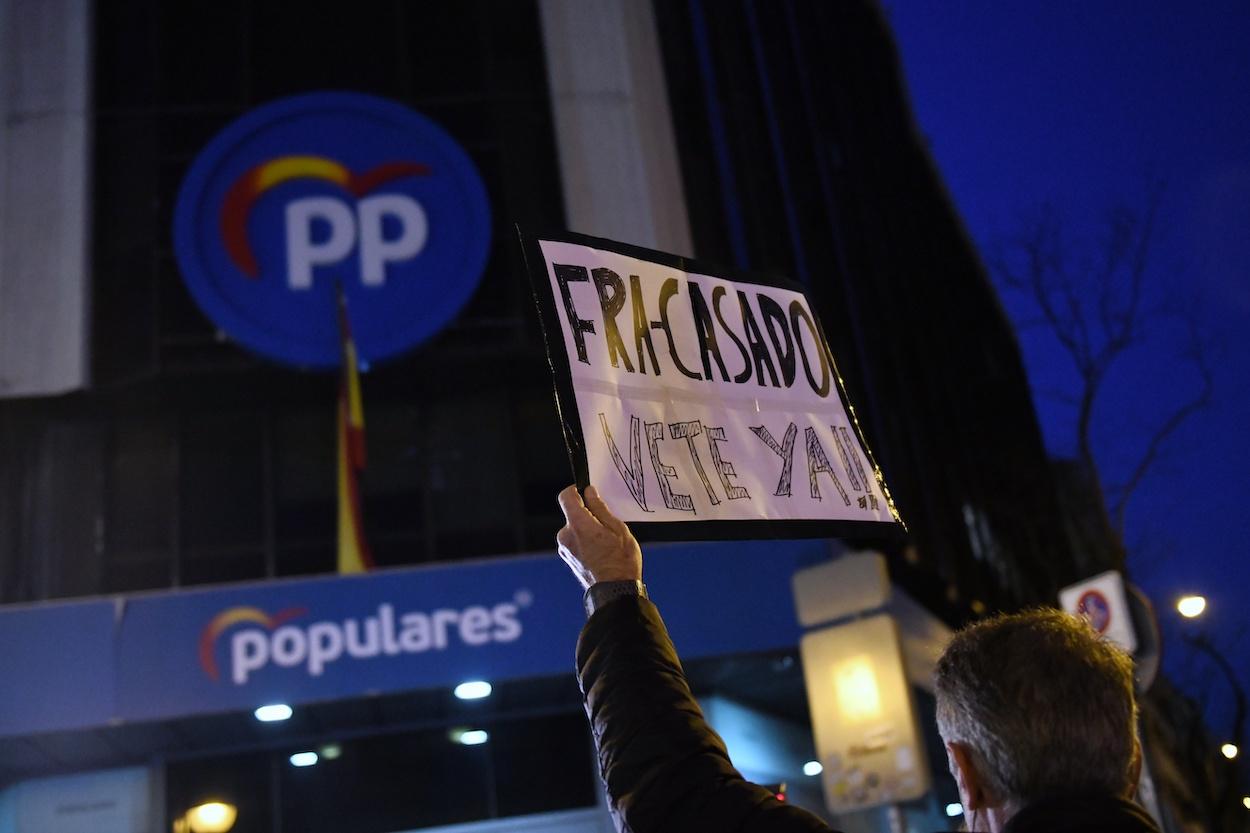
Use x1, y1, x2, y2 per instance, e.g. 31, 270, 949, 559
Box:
1125, 737, 1143, 798
947, 741, 992, 812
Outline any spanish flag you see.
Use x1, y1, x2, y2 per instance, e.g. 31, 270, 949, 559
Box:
337, 290, 375, 574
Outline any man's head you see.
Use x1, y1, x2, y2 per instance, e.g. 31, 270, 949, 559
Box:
934, 608, 1140, 828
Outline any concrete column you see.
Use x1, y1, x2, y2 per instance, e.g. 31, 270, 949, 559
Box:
0, 0, 92, 397
539, 0, 693, 257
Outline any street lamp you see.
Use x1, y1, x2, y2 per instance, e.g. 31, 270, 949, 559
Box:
177, 801, 238, 833
1173, 593, 1247, 827
1177, 595, 1207, 618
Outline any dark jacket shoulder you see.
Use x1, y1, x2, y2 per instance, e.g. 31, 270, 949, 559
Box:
576, 595, 835, 833
1003, 795, 1162, 833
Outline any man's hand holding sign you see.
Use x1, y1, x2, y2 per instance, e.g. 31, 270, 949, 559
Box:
556, 485, 641, 590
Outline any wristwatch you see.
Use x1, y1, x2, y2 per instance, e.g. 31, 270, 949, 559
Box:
584, 580, 648, 617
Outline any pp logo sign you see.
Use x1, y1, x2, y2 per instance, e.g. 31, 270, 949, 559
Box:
175, 92, 491, 367
283, 194, 426, 290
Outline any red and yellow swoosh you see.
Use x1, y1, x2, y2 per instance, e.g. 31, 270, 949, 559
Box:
220, 155, 429, 278
198, 605, 306, 681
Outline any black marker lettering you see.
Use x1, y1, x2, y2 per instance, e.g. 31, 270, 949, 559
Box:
790, 300, 831, 397
645, 420, 694, 512
652, 278, 702, 380
837, 426, 870, 491
706, 425, 750, 500
688, 284, 731, 382
630, 274, 661, 375
598, 413, 650, 511
831, 425, 864, 491
758, 293, 796, 388
713, 286, 753, 383
806, 427, 851, 505
738, 291, 780, 387
553, 264, 596, 365
669, 420, 720, 505
591, 268, 633, 371
750, 422, 797, 497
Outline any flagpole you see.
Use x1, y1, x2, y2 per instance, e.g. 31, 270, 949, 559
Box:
336, 284, 375, 573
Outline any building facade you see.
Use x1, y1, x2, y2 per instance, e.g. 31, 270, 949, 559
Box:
0, 1, 1080, 832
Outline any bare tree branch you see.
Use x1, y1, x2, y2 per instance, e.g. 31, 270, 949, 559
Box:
989, 179, 1211, 570
1109, 321, 1214, 536
994, 177, 1239, 828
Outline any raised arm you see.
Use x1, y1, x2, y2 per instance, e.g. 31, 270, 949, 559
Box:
558, 485, 833, 833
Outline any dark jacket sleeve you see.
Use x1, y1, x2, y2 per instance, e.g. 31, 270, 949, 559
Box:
576, 595, 835, 833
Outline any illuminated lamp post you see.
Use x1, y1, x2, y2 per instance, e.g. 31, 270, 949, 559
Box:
172, 801, 238, 833
1176, 594, 1207, 619
1174, 595, 1247, 826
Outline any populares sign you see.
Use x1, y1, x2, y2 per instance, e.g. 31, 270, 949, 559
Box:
0, 539, 828, 734
524, 232, 903, 540
199, 598, 526, 685
174, 92, 491, 367
107, 555, 573, 724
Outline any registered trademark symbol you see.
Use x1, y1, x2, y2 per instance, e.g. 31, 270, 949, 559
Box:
514, 590, 533, 608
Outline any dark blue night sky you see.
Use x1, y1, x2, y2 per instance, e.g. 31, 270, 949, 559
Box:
888, 1, 1249, 736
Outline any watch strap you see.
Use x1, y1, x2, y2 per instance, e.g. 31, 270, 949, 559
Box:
584, 580, 647, 617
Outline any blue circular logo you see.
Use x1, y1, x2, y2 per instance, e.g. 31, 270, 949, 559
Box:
174, 92, 491, 368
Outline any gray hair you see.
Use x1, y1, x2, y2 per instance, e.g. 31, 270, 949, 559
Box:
933, 608, 1138, 807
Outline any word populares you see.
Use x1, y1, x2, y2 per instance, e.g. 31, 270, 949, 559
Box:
202, 601, 523, 685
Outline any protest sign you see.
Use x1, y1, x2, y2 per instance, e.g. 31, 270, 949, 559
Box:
523, 231, 903, 541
